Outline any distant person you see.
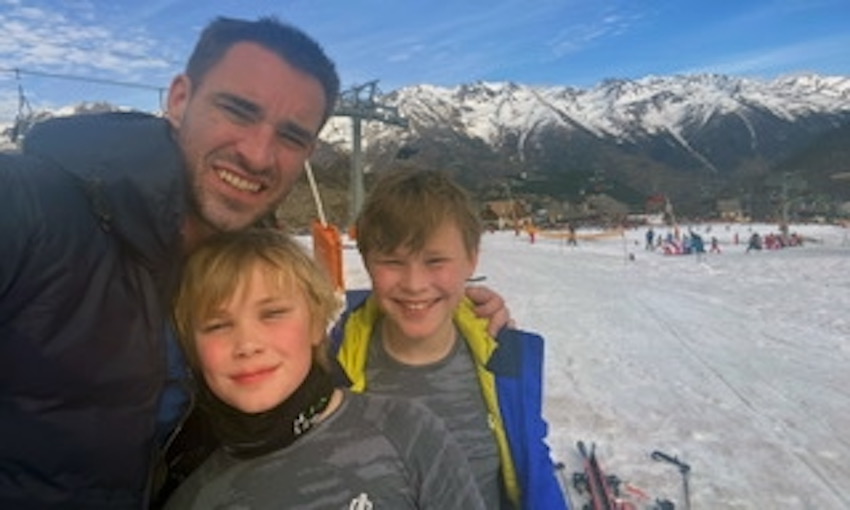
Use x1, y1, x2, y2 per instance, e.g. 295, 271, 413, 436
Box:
567, 222, 578, 246
165, 229, 485, 510
746, 232, 763, 253
710, 236, 721, 253
690, 230, 705, 254
646, 227, 655, 250
1, 16, 509, 509
332, 169, 568, 509
527, 222, 539, 244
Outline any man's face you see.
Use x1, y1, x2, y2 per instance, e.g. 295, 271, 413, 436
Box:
167, 42, 327, 233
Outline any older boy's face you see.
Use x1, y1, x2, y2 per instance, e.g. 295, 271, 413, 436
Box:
194, 265, 321, 413
366, 220, 478, 347
167, 42, 326, 234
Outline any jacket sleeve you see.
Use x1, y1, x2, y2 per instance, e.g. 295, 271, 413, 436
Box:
494, 329, 569, 509
328, 289, 372, 388
329, 289, 371, 352
0, 154, 41, 309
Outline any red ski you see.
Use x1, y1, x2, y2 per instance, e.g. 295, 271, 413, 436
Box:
575, 441, 621, 510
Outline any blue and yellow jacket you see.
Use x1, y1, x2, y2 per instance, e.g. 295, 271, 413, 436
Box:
332, 293, 568, 510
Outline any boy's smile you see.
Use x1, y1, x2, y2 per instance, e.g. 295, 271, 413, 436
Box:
367, 220, 478, 363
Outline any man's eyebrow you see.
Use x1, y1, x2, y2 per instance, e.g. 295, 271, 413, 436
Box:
215, 92, 261, 116
276, 120, 316, 144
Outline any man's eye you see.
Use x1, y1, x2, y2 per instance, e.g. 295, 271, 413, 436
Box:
276, 130, 310, 149
216, 101, 255, 123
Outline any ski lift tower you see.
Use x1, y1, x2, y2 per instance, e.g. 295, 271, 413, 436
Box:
333, 80, 407, 226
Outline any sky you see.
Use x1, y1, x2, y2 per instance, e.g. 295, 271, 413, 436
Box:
340, 222, 850, 508
1, 0, 849, 121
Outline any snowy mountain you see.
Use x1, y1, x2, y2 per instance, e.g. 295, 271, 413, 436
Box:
4, 73, 849, 219
322, 73, 850, 216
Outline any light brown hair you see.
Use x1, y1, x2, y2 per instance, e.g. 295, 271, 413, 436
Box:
356, 168, 482, 258
173, 228, 340, 370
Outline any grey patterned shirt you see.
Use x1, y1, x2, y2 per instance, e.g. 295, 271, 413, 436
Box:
164, 390, 485, 510
366, 326, 504, 509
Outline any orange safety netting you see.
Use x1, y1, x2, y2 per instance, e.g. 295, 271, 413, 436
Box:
538, 228, 624, 240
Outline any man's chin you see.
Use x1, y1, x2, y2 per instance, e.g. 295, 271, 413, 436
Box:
203, 207, 270, 232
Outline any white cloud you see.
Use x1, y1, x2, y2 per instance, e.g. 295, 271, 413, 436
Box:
548, 7, 642, 59
0, 2, 170, 78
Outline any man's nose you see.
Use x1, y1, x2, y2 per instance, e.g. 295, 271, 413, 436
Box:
237, 123, 276, 172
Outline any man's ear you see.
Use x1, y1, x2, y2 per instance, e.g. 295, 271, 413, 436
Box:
166, 74, 191, 129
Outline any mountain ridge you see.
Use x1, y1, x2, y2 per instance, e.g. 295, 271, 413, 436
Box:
319, 72, 850, 220
3, 73, 849, 223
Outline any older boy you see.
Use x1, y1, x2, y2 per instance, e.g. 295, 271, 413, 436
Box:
333, 169, 567, 509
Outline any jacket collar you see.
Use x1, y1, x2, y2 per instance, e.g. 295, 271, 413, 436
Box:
23, 112, 187, 270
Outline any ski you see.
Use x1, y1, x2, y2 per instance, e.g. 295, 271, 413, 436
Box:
575, 440, 620, 510
572, 441, 677, 510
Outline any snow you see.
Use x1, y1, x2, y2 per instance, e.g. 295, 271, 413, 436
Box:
339, 222, 850, 509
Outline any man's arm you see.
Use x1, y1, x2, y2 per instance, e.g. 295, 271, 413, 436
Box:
465, 285, 513, 336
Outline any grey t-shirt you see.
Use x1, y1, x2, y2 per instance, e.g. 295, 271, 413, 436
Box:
165, 390, 485, 510
366, 327, 503, 509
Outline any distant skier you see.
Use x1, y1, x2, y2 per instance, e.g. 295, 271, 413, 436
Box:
710, 236, 721, 253
689, 231, 705, 254
645, 227, 655, 250
746, 232, 762, 253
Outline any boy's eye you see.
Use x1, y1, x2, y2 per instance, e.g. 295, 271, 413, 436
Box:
199, 319, 230, 334
262, 307, 289, 320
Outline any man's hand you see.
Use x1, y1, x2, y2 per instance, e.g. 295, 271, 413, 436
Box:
465, 285, 514, 336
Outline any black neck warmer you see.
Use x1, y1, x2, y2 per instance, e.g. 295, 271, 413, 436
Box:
199, 362, 335, 459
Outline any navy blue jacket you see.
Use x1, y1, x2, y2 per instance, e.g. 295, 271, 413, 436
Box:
0, 113, 188, 509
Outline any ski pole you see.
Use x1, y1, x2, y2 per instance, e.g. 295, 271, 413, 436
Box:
651, 450, 690, 510
553, 461, 575, 509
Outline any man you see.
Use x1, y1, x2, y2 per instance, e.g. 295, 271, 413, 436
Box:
0, 17, 508, 509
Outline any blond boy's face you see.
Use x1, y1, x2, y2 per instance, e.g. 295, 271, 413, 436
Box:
193, 264, 322, 413
365, 220, 478, 346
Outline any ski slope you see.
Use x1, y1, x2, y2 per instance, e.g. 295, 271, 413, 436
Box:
340, 222, 850, 509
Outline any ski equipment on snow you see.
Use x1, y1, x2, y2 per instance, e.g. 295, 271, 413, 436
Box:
651, 450, 691, 510
573, 441, 625, 510
554, 461, 576, 509
572, 441, 677, 510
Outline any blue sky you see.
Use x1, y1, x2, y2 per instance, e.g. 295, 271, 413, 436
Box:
1, 0, 849, 118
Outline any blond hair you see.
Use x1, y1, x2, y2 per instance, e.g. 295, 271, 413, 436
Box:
173, 229, 340, 371
356, 168, 482, 258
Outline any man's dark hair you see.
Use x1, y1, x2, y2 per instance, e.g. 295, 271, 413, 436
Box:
186, 16, 340, 124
